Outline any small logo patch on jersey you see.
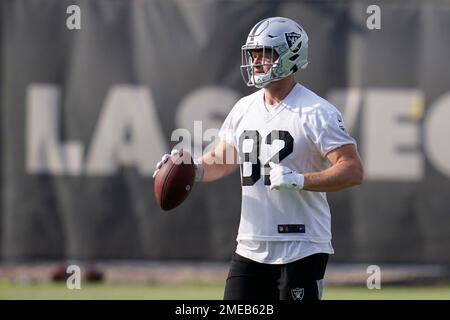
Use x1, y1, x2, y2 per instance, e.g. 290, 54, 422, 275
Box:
284, 32, 302, 52
337, 114, 346, 132
291, 288, 304, 300
278, 224, 305, 233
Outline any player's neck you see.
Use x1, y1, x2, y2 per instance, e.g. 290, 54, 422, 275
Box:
263, 76, 296, 106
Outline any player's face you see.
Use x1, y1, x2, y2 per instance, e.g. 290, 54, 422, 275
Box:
250, 49, 279, 74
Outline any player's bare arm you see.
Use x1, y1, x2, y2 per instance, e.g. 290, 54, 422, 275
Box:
197, 140, 239, 182
153, 140, 238, 184
302, 144, 364, 192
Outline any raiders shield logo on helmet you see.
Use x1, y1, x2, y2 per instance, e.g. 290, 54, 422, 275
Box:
284, 32, 302, 52
291, 287, 304, 300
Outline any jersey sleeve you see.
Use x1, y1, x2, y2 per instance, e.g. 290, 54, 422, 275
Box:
303, 106, 356, 158
218, 101, 242, 149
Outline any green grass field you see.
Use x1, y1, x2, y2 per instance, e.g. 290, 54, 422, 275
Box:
1, 281, 450, 300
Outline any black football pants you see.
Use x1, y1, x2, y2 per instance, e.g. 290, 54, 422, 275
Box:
224, 252, 328, 300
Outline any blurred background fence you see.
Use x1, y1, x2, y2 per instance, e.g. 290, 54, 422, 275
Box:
1, 0, 450, 265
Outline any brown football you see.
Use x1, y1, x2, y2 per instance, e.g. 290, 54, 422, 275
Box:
154, 150, 195, 211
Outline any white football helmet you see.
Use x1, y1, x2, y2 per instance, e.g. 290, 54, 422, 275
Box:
240, 17, 309, 88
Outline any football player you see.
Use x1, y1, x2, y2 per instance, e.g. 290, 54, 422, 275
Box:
153, 17, 363, 300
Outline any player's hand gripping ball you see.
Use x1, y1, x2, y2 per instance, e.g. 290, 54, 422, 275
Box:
153, 149, 196, 211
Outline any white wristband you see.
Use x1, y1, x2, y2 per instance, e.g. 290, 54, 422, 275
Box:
295, 173, 305, 190
194, 163, 204, 182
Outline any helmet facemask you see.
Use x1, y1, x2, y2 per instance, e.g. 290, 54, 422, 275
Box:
240, 46, 283, 88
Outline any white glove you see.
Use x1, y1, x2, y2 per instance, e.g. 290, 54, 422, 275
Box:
152, 149, 179, 178
152, 149, 204, 181
268, 161, 304, 191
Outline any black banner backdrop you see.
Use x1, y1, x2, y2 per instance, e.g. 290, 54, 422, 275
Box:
1, 0, 450, 263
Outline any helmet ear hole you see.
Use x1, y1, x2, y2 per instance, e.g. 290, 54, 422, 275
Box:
289, 54, 299, 61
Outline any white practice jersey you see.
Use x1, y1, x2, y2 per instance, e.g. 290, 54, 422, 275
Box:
218, 84, 356, 247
